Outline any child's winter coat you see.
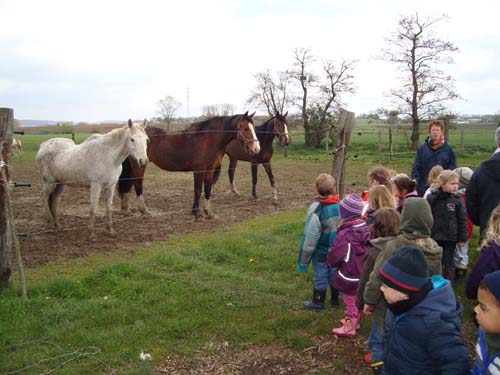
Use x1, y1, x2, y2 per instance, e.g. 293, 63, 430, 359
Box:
326, 217, 371, 294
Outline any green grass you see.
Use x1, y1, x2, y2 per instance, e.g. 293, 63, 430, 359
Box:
0, 211, 337, 374
0, 208, 482, 374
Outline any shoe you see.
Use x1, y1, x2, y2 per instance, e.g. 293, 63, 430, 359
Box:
363, 352, 372, 365
332, 314, 360, 337
341, 318, 360, 329
303, 289, 326, 310
455, 268, 467, 284
330, 287, 340, 308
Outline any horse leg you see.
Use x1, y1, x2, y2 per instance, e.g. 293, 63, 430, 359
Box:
134, 178, 151, 217
192, 172, 204, 221
42, 183, 56, 226
263, 162, 278, 204
251, 163, 259, 201
89, 183, 102, 241
120, 191, 130, 212
203, 172, 219, 220
104, 185, 116, 236
49, 183, 65, 228
228, 158, 240, 197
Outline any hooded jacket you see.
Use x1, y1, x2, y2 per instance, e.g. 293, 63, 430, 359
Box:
466, 240, 500, 300
326, 217, 371, 294
364, 198, 442, 326
297, 195, 340, 272
383, 276, 470, 375
466, 152, 500, 236
412, 138, 457, 196
356, 236, 395, 310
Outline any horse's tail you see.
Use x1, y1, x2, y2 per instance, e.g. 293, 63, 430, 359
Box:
212, 162, 222, 186
118, 158, 134, 197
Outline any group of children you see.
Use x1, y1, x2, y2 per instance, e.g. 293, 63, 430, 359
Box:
297, 166, 500, 374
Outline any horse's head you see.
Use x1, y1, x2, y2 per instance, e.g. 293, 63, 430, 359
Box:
274, 111, 290, 146
236, 111, 260, 155
127, 119, 149, 168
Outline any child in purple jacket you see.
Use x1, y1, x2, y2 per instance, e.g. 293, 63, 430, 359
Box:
467, 204, 500, 300
327, 193, 371, 337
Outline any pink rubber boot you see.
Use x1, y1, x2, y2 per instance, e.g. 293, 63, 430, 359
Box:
332, 314, 360, 337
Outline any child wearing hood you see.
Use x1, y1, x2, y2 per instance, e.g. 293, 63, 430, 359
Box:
363, 197, 443, 373
297, 173, 341, 310
472, 270, 500, 374
379, 246, 470, 374
327, 193, 371, 337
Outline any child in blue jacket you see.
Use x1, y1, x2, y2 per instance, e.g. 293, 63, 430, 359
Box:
297, 173, 341, 310
379, 246, 470, 374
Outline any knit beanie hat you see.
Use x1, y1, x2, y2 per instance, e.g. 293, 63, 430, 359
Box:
379, 246, 431, 294
454, 167, 473, 189
484, 270, 500, 302
339, 193, 364, 220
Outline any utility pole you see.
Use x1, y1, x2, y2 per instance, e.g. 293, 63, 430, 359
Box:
186, 86, 190, 118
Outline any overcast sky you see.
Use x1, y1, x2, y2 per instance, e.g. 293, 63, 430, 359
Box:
1, 0, 499, 122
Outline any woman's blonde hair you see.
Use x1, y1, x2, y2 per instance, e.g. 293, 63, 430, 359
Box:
427, 165, 444, 188
483, 204, 500, 247
368, 185, 396, 211
437, 170, 459, 188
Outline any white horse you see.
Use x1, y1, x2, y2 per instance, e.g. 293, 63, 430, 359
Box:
36, 119, 149, 240
11, 138, 22, 154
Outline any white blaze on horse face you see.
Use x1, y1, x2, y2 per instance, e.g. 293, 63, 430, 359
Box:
129, 124, 149, 167
282, 123, 290, 145
248, 123, 260, 154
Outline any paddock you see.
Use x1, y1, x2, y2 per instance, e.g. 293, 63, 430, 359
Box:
12, 152, 365, 268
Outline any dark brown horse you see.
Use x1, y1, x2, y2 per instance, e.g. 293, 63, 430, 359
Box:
118, 112, 260, 220
213, 112, 290, 203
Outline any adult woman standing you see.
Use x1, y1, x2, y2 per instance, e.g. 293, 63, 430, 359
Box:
412, 120, 457, 196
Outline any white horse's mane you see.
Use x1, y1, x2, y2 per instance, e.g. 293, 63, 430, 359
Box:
83, 125, 129, 145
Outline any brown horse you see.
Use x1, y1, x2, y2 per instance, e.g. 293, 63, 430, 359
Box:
118, 112, 260, 220
213, 112, 290, 203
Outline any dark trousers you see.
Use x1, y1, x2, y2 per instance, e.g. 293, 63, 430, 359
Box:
437, 240, 457, 272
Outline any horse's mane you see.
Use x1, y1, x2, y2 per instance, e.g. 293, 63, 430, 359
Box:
255, 116, 275, 133
81, 125, 128, 145
187, 115, 233, 132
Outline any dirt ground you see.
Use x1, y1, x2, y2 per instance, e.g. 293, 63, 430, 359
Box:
11, 156, 340, 268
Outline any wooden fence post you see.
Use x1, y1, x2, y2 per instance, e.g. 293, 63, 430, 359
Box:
0, 108, 14, 289
460, 129, 465, 153
389, 127, 393, 160
0, 108, 26, 297
378, 129, 382, 152
331, 109, 355, 199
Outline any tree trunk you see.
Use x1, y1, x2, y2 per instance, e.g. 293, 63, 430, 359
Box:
411, 116, 420, 151
331, 109, 355, 198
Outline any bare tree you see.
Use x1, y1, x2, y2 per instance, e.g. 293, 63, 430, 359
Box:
289, 48, 356, 148
290, 48, 318, 147
247, 70, 290, 116
157, 95, 182, 129
379, 13, 460, 150
314, 59, 357, 146
201, 104, 236, 117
